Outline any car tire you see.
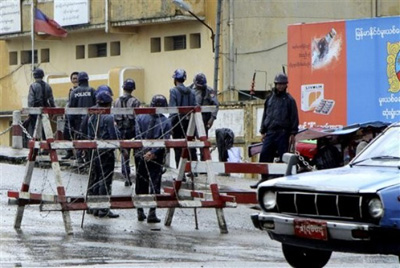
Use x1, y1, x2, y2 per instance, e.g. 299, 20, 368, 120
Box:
282, 244, 332, 268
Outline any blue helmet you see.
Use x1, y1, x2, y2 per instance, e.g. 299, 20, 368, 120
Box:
194, 73, 207, 87
123, 79, 136, 91
33, 68, 44, 79
150, 94, 168, 107
78, 71, 89, 82
96, 91, 113, 104
274, 73, 288, 84
96, 85, 113, 97
172, 69, 187, 81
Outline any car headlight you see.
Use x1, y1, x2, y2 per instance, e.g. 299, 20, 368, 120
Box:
262, 191, 276, 210
368, 198, 384, 219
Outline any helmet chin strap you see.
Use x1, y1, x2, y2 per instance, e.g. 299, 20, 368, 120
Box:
274, 87, 287, 95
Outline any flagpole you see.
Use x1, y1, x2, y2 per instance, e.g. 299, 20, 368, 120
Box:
31, 0, 35, 73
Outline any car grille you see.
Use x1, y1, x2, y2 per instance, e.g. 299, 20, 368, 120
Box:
276, 191, 363, 220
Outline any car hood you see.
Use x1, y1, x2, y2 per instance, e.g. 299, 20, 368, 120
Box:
260, 166, 400, 193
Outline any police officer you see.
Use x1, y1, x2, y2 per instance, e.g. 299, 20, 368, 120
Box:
69, 71, 96, 163
169, 69, 197, 168
251, 73, 299, 188
114, 79, 141, 187
27, 68, 56, 137
135, 94, 171, 223
87, 91, 120, 218
81, 85, 114, 202
190, 73, 219, 138
62, 71, 79, 160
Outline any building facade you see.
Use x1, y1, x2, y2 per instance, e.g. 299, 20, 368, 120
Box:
0, 0, 399, 146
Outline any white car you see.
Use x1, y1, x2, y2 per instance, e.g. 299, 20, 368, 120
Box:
251, 122, 400, 267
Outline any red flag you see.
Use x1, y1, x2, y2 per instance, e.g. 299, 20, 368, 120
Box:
34, 8, 67, 38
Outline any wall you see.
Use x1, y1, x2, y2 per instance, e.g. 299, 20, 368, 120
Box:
1, 0, 399, 147
221, 0, 400, 101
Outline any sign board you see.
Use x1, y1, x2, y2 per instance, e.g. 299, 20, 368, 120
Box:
288, 16, 400, 128
209, 109, 245, 138
0, 0, 21, 35
54, 0, 90, 27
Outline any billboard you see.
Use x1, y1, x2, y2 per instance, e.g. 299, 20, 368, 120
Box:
54, 0, 90, 27
288, 16, 400, 128
0, 0, 21, 35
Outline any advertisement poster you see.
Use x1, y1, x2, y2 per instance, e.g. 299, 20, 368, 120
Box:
288, 16, 400, 128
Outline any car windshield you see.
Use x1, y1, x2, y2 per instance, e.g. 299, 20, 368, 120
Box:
351, 125, 400, 167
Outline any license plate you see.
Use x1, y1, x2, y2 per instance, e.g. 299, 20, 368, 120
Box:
294, 219, 328, 241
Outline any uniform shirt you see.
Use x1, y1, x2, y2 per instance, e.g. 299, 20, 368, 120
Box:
28, 80, 55, 107
169, 84, 197, 107
69, 82, 96, 130
135, 114, 171, 158
114, 93, 141, 123
190, 84, 219, 122
69, 84, 96, 109
87, 113, 120, 140
260, 89, 299, 135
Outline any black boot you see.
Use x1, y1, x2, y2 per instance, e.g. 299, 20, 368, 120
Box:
147, 208, 161, 223
124, 179, 132, 187
98, 209, 119, 218
137, 208, 146, 222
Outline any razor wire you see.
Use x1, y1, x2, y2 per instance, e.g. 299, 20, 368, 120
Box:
0, 125, 13, 136
24, 108, 209, 209
18, 121, 33, 140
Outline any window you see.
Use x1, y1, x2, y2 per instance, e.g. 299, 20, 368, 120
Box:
110, 41, 120, 56
41, 48, 50, 63
21, 50, 37, 64
164, 35, 186, 51
76, 45, 85, 59
190, 33, 201, 49
9, 52, 17, 65
88, 43, 107, 58
151, 37, 161, 53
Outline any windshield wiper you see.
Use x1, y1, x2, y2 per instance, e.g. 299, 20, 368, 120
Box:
350, 155, 400, 167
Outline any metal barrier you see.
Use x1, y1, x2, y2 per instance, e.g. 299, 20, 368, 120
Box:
7, 106, 295, 235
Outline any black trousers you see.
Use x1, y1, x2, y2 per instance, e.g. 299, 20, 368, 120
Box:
91, 150, 115, 196
259, 130, 289, 180
135, 157, 163, 195
171, 116, 197, 168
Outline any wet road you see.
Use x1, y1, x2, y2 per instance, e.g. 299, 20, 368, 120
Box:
0, 163, 398, 267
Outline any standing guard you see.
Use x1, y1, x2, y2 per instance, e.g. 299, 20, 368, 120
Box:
135, 94, 171, 223
114, 79, 141, 186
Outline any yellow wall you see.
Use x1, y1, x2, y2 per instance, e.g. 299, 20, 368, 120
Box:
1, 0, 399, 147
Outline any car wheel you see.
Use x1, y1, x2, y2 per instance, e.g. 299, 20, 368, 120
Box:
282, 244, 332, 268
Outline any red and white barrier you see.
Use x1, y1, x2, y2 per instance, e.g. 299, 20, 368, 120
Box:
21, 106, 217, 115
11, 110, 23, 149
9, 106, 293, 235
55, 116, 64, 140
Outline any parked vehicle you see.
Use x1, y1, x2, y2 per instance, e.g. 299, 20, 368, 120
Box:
251, 122, 400, 267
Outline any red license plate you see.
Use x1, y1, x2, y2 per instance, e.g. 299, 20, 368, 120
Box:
294, 219, 328, 241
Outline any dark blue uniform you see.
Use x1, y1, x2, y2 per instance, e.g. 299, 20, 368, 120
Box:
87, 114, 119, 203
135, 114, 171, 195
259, 89, 299, 164
114, 93, 141, 184
69, 83, 96, 139
169, 84, 197, 167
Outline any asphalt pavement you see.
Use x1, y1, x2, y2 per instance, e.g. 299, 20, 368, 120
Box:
0, 148, 399, 268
